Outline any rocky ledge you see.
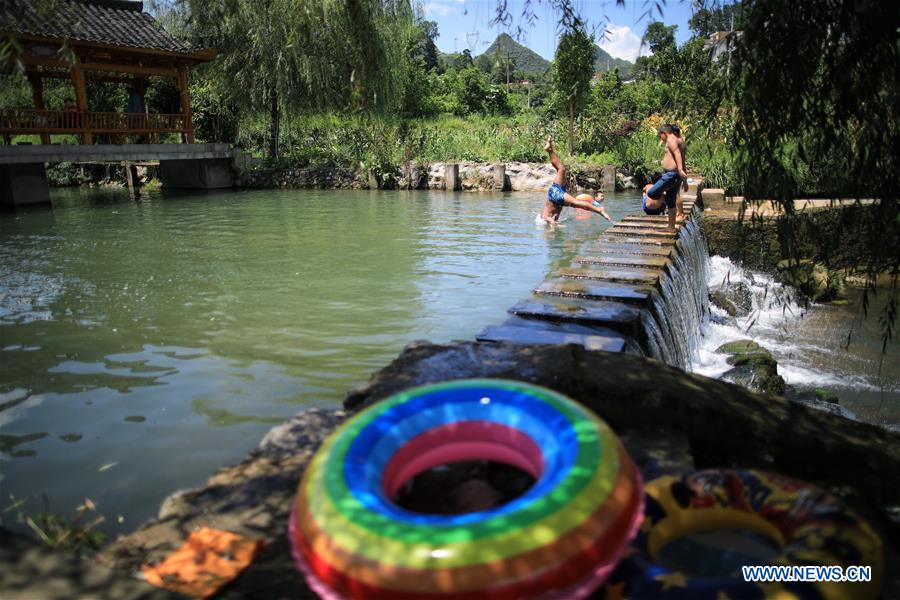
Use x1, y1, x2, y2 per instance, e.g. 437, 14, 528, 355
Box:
236, 161, 625, 193
95, 342, 900, 599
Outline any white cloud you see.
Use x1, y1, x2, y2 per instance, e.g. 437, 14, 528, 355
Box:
597, 25, 652, 63
423, 0, 463, 18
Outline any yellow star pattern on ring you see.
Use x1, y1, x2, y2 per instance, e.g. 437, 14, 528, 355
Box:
655, 571, 689, 590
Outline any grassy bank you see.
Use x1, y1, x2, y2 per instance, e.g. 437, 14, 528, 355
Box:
234, 113, 734, 189
5, 112, 736, 190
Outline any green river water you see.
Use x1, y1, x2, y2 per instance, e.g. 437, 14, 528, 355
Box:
1, 186, 895, 537
0, 187, 632, 534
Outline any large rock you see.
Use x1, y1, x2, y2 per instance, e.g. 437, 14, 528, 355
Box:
716, 339, 786, 396
717, 281, 753, 315
616, 173, 638, 190
776, 258, 844, 302
710, 289, 740, 317
346, 342, 900, 507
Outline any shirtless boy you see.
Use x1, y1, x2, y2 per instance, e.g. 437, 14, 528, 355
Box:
642, 124, 688, 230
542, 136, 612, 225
671, 124, 689, 222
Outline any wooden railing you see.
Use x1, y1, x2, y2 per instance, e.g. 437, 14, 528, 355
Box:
0, 108, 191, 137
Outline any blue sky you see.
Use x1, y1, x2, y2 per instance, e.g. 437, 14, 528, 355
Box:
422, 0, 697, 62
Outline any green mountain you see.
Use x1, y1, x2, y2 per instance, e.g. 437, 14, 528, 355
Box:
478, 33, 552, 77
594, 46, 633, 77
446, 34, 633, 79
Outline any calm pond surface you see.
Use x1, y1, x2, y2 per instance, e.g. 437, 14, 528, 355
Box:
0, 186, 634, 534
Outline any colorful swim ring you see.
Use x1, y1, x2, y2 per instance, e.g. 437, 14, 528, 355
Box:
605, 469, 884, 600
289, 379, 644, 599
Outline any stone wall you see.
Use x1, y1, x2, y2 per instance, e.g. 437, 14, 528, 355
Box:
703, 203, 894, 271
236, 162, 618, 193
236, 166, 364, 189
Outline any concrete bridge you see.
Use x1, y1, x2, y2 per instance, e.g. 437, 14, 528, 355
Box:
0, 143, 236, 207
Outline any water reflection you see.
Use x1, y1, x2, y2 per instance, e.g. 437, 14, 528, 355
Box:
0, 431, 48, 457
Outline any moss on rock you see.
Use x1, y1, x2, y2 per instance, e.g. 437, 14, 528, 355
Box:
815, 388, 840, 404
716, 339, 786, 396
710, 290, 740, 316
717, 339, 764, 355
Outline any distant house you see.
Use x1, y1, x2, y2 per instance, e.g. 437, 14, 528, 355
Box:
705, 31, 742, 62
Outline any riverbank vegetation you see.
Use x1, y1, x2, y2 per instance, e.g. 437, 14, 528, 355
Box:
174, 1, 738, 190
0, 1, 735, 189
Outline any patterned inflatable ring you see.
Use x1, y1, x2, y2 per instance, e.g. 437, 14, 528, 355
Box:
605, 469, 884, 600
289, 379, 644, 599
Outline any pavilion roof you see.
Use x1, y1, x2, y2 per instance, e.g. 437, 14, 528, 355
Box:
1, 0, 193, 55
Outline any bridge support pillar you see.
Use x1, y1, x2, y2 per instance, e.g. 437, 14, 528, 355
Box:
159, 158, 233, 189
0, 163, 51, 208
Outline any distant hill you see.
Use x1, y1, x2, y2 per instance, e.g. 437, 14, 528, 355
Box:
594, 46, 633, 77
478, 33, 551, 77
440, 35, 633, 79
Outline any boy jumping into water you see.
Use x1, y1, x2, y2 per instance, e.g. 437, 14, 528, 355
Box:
642, 124, 688, 230
542, 136, 612, 225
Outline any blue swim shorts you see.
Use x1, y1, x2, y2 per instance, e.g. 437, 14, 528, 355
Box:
645, 170, 682, 209
548, 183, 566, 206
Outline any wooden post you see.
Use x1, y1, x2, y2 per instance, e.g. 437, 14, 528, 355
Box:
125, 162, 140, 200
177, 65, 194, 144
27, 73, 51, 145
135, 77, 147, 133
70, 58, 92, 145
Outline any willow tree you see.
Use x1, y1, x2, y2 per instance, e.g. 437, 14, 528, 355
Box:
552, 25, 595, 155
728, 0, 898, 347
182, 0, 411, 159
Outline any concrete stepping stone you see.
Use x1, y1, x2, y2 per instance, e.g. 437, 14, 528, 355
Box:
597, 235, 677, 247
557, 266, 661, 285
616, 217, 676, 224
535, 279, 652, 303
575, 254, 670, 269
587, 243, 675, 257
508, 298, 643, 331
607, 226, 677, 238
615, 221, 682, 230
498, 315, 620, 336
618, 216, 678, 224
476, 324, 626, 352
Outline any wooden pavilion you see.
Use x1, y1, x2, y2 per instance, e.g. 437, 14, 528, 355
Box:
0, 0, 215, 145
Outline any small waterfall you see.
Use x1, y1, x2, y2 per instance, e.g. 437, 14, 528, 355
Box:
642, 299, 676, 365
640, 217, 711, 369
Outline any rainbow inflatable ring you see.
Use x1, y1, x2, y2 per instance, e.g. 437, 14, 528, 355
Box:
289, 379, 644, 599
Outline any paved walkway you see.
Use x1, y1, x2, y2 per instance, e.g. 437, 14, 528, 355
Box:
702, 193, 874, 219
